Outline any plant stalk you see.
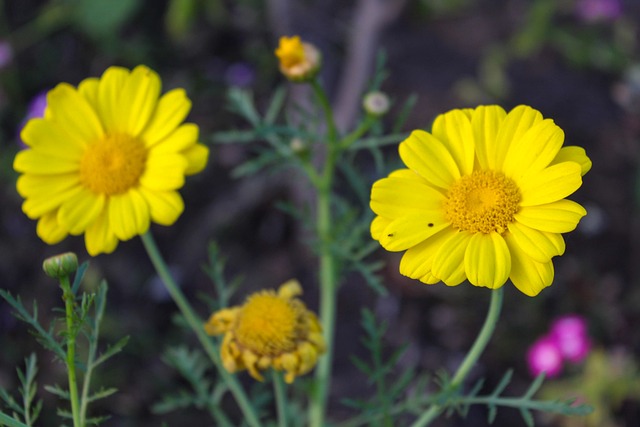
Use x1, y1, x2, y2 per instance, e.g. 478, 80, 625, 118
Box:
60, 276, 82, 427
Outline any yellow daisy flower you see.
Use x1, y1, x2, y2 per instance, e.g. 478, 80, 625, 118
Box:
274, 36, 321, 82
370, 105, 591, 296
14, 65, 209, 256
205, 279, 325, 383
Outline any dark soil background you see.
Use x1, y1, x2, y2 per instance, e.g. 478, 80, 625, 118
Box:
1, 0, 639, 426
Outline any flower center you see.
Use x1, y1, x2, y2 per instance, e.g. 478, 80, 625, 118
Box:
443, 170, 521, 234
79, 134, 147, 195
235, 292, 301, 356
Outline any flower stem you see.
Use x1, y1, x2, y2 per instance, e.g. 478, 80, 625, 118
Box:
140, 232, 262, 427
273, 371, 289, 427
60, 276, 81, 427
410, 287, 504, 427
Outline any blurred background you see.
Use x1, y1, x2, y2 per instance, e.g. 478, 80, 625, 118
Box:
0, 0, 639, 425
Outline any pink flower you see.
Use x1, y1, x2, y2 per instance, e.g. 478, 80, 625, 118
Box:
550, 315, 591, 363
576, 0, 622, 23
527, 336, 563, 378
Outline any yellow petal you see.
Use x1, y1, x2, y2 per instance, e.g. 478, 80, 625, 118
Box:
14, 148, 79, 174
16, 172, 80, 199
278, 280, 303, 299
519, 162, 582, 206
431, 109, 475, 176
464, 232, 510, 289
183, 143, 209, 175
431, 229, 472, 286
494, 105, 543, 170
20, 178, 83, 219
514, 200, 586, 233
139, 188, 184, 226
46, 83, 104, 142
118, 65, 162, 136
398, 130, 460, 190
470, 105, 507, 170
36, 210, 68, 244
58, 189, 105, 235
505, 233, 554, 296
502, 119, 564, 182
370, 173, 445, 218
140, 153, 188, 190
108, 190, 150, 240
379, 212, 449, 252
141, 88, 192, 146
77, 77, 100, 112
97, 66, 130, 132
19, 118, 87, 156
371, 215, 391, 241
84, 207, 119, 256
507, 222, 565, 263
152, 123, 199, 153
399, 229, 451, 280
551, 146, 592, 176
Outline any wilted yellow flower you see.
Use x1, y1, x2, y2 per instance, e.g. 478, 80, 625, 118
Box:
274, 36, 321, 82
370, 105, 591, 296
14, 65, 209, 256
205, 279, 325, 383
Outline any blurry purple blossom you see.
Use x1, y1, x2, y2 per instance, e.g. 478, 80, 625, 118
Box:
225, 62, 255, 88
576, 0, 622, 23
550, 315, 591, 363
18, 91, 48, 147
527, 336, 564, 378
0, 41, 12, 69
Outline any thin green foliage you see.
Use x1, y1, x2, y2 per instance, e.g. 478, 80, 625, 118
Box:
0, 354, 42, 426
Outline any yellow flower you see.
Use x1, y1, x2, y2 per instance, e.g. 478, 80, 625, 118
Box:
205, 279, 325, 383
370, 105, 591, 296
14, 65, 209, 256
274, 36, 321, 82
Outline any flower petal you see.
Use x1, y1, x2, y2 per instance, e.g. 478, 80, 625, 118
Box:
77, 77, 100, 112
142, 88, 192, 146
46, 83, 104, 142
370, 173, 445, 218
514, 200, 586, 233
507, 222, 565, 263
379, 212, 449, 251
140, 153, 188, 190
36, 210, 68, 244
108, 189, 150, 240
505, 233, 554, 296
14, 149, 79, 174
502, 119, 564, 182
519, 162, 582, 206
464, 232, 510, 289
183, 143, 209, 175
139, 188, 184, 226
431, 109, 475, 176
19, 118, 87, 155
85, 208, 119, 256
471, 105, 507, 170
371, 216, 391, 241
399, 130, 460, 190
551, 146, 592, 176
19, 177, 83, 219
431, 229, 472, 286
118, 65, 162, 136
494, 105, 543, 170
58, 189, 105, 235
152, 123, 199, 154
399, 229, 452, 280
97, 66, 130, 132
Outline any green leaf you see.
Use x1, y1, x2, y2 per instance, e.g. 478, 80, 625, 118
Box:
44, 385, 70, 400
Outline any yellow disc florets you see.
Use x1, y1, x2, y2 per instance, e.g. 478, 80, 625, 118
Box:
444, 170, 521, 234
204, 280, 325, 383
79, 133, 147, 195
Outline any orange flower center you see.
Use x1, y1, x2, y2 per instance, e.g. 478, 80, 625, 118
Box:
80, 133, 147, 195
444, 170, 521, 234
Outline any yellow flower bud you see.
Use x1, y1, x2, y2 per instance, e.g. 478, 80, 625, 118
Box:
275, 36, 321, 82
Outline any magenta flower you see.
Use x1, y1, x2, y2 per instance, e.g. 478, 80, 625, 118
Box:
527, 335, 564, 378
550, 315, 591, 363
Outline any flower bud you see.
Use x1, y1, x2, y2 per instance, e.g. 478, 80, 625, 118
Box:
275, 36, 321, 83
42, 252, 78, 279
362, 91, 390, 116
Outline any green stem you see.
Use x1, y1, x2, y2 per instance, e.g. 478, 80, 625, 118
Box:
339, 114, 376, 150
60, 276, 81, 427
311, 79, 339, 145
273, 371, 289, 427
140, 232, 262, 427
410, 287, 504, 427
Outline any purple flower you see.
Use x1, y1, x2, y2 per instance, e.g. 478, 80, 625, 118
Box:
224, 62, 255, 88
576, 0, 622, 23
527, 335, 564, 378
549, 315, 591, 363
